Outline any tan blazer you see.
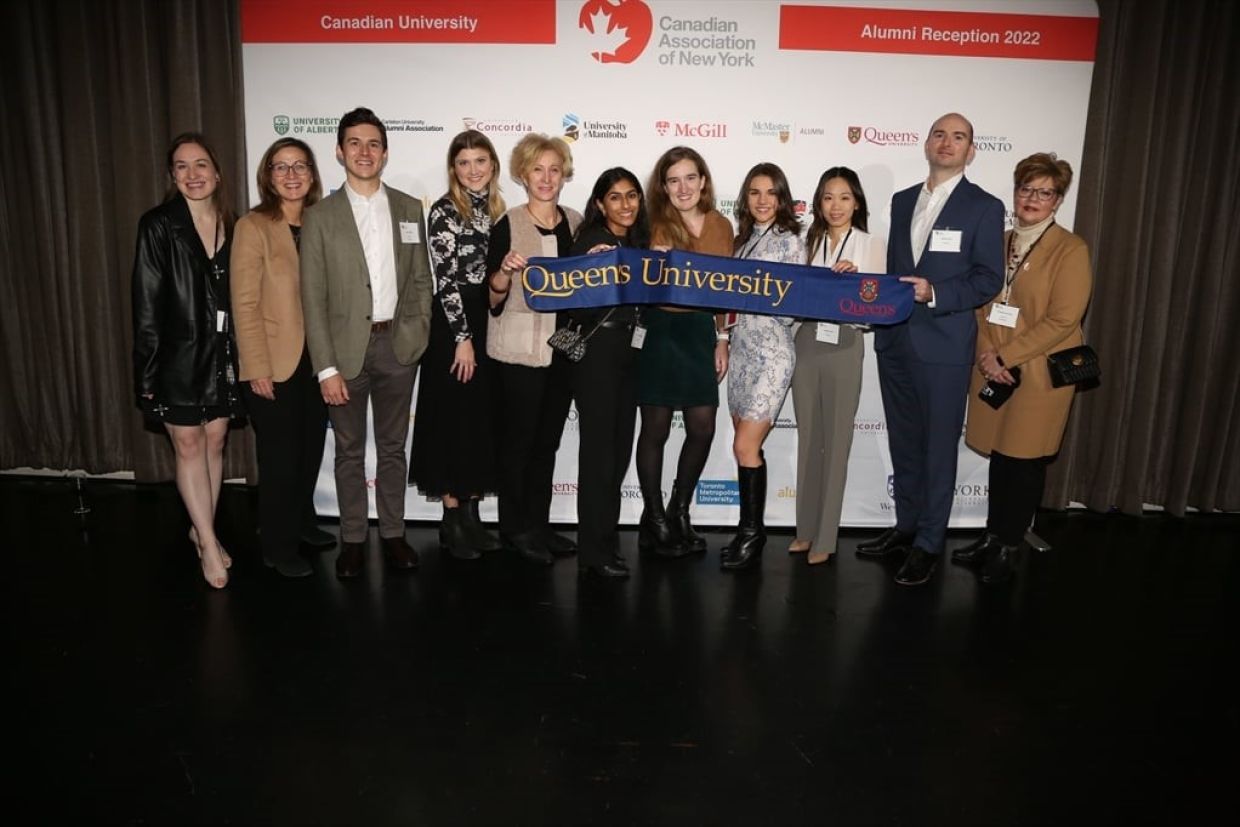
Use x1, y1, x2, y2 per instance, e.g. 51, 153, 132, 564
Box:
231, 211, 306, 383
299, 185, 433, 380
966, 223, 1093, 458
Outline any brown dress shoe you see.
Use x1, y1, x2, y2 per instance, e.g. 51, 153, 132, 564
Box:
381, 535, 420, 571
335, 540, 366, 579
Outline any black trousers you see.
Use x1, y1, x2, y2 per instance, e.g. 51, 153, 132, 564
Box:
564, 326, 638, 566
241, 350, 328, 564
987, 451, 1050, 545
494, 360, 571, 537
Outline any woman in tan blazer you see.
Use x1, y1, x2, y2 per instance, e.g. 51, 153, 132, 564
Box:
231, 138, 332, 578
957, 152, 1093, 583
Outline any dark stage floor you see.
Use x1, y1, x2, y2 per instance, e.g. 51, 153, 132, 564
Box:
7, 476, 1238, 824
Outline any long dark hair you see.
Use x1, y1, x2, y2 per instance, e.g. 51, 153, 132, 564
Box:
733, 162, 799, 252
577, 167, 650, 249
164, 131, 233, 229
805, 166, 870, 264
253, 137, 322, 220
646, 146, 715, 249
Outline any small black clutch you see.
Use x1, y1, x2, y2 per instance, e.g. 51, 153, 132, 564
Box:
978, 366, 1022, 409
1047, 344, 1100, 388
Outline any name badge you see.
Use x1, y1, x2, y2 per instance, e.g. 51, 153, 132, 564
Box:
631, 325, 647, 350
815, 322, 840, 344
929, 228, 962, 253
540, 235, 559, 257
216, 310, 228, 332
399, 221, 420, 244
988, 304, 1020, 328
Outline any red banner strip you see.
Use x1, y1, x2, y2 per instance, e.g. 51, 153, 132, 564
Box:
242, 0, 557, 44
779, 5, 1098, 61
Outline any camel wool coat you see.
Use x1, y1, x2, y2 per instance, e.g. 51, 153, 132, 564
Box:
965, 223, 1093, 459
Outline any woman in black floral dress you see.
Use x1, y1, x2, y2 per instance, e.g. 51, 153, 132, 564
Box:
409, 130, 506, 558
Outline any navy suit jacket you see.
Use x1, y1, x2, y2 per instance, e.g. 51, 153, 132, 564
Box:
877, 177, 1005, 365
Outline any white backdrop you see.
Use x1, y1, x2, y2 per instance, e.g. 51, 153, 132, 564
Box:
240, 0, 1098, 527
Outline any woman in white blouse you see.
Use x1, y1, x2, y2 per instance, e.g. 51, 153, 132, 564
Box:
790, 167, 886, 565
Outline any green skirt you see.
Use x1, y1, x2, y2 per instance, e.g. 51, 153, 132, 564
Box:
637, 309, 718, 408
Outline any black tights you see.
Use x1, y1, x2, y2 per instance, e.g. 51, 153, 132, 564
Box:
636, 404, 716, 504
987, 451, 1050, 545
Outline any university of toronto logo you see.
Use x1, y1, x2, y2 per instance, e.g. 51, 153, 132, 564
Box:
848, 126, 862, 144
273, 115, 290, 136
578, 0, 653, 63
859, 278, 879, 303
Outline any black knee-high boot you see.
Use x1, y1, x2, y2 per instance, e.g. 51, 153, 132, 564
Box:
721, 461, 766, 571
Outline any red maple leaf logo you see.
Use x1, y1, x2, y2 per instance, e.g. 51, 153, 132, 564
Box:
579, 0, 653, 64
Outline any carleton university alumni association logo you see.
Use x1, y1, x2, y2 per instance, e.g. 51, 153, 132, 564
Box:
859, 278, 879, 303
579, 0, 653, 63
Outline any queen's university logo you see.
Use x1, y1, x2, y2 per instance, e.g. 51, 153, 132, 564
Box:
859, 278, 879, 303
273, 115, 290, 136
848, 126, 861, 144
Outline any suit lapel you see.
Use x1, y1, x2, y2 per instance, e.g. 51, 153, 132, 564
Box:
326, 188, 369, 287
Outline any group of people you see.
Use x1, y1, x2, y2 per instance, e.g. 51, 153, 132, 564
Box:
132, 108, 1092, 590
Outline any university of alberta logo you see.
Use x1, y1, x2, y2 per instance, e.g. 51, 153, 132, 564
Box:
848, 126, 861, 144
579, 0, 653, 63
859, 278, 879, 303
273, 115, 290, 136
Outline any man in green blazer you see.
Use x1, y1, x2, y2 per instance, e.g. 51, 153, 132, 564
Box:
300, 107, 432, 579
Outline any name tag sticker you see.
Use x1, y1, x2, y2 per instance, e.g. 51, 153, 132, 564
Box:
988, 304, 1020, 328
815, 322, 841, 344
540, 235, 559, 257
929, 228, 962, 253
631, 325, 647, 349
399, 221, 420, 244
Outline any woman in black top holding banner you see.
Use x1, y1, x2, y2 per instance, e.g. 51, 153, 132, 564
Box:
563, 168, 650, 580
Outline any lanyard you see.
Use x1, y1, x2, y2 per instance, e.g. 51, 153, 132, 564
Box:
740, 224, 774, 259
820, 228, 853, 268
1003, 221, 1053, 304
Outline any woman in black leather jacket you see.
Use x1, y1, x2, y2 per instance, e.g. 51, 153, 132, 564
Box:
132, 132, 242, 589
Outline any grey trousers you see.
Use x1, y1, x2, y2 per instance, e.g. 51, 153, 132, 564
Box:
328, 328, 417, 543
790, 323, 864, 554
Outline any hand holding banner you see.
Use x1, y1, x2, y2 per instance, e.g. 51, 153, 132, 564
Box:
522, 247, 913, 324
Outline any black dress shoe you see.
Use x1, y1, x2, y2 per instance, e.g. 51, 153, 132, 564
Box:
439, 509, 481, 561
264, 553, 314, 578
612, 554, 629, 570
894, 546, 939, 586
300, 526, 338, 549
381, 536, 420, 571
541, 529, 578, 558
335, 541, 366, 579
856, 526, 915, 557
952, 532, 1000, 566
980, 544, 1019, 584
578, 562, 630, 581
502, 532, 553, 566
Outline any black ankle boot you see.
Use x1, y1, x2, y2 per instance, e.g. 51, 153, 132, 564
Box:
638, 480, 687, 557
667, 479, 706, 553
952, 531, 1000, 566
440, 508, 481, 560
980, 543, 1019, 584
721, 462, 766, 571
460, 498, 502, 553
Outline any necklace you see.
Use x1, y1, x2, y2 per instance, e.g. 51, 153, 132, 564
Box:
525, 203, 558, 230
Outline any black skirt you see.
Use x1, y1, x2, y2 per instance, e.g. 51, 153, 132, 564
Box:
409, 283, 499, 498
636, 308, 718, 408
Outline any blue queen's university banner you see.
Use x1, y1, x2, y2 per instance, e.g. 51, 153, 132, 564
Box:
522, 248, 914, 323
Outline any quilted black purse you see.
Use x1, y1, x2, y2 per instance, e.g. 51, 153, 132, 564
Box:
547, 309, 615, 363
1047, 344, 1100, 388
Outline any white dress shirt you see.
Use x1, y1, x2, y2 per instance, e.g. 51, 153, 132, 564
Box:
910, 171, 963, 266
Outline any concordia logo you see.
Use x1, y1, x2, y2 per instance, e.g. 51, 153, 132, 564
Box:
579, 0, 653, 63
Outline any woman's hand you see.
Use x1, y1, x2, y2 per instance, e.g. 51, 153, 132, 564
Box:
715, 340, 730, 382
587, 243, 616, 254
977, 349, 1016, 385
249, 378, 275, 400
832, 259, 859, 274
451, 339, 476, 383
651, 244, 671, 253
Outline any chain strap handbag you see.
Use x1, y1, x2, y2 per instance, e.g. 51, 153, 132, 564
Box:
1047, 344, 1100, 388
546, 308, 616, 363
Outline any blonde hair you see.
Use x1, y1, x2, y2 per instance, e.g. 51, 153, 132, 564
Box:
509, 133, 574, 187
445, 130, 505, 223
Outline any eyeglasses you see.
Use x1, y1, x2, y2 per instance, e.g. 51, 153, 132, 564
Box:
270, 162, 313, 177
1017, 185, 1059, 202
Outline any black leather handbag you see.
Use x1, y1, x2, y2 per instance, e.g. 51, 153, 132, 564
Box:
1047, 344, 1100, 388
547, 309, 614, 363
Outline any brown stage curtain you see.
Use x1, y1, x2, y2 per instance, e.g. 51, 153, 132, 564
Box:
0, 0, 256, 482
1046, 0, 1240, 515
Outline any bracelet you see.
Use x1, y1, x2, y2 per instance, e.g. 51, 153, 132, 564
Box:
716, 332, 730, 342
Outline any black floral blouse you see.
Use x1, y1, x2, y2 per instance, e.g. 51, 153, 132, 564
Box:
428, 190, 492, 342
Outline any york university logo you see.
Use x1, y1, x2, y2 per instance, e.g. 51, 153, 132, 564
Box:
273, 115, 290, 136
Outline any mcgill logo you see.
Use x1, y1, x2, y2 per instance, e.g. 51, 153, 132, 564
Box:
579, 0, 653, 64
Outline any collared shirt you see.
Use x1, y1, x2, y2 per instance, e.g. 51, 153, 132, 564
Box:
910, 171, 964, 266
345, 181, 398, 322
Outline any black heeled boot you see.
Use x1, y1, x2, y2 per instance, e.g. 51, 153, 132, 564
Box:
980, 543, 1020, 584
439, 508, 481, 560
721, 462, 766, 571
667, 479, 706, 553
460, 498, 503, 553
638, 478, 687, 558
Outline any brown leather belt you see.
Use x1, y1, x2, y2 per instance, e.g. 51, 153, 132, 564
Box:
371, 320, 393, 333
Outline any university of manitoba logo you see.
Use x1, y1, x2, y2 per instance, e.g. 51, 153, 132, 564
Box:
273, 115, 290, 136
848, 126, 862, 144
859, 278, 879, 303
578, 0, 653, 64
563, 113, 581, 143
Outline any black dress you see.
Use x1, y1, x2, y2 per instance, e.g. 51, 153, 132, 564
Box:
410, 191, 498, 498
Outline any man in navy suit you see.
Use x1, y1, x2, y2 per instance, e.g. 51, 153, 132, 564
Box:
857, 112, 1004, 585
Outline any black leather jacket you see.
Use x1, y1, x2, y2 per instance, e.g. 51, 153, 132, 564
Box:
131, 195, 234, 407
